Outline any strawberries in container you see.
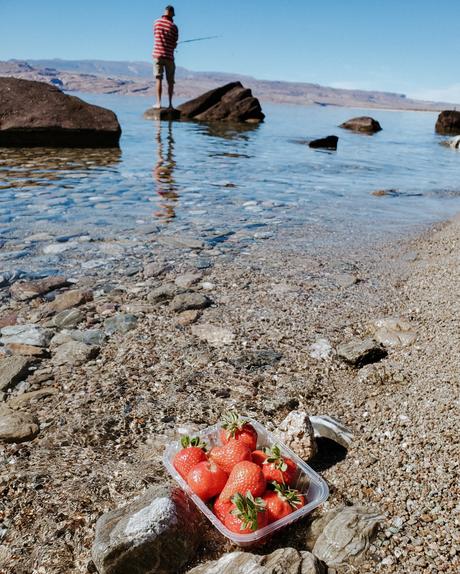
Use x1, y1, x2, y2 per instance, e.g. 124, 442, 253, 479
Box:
163, 412, 329, 547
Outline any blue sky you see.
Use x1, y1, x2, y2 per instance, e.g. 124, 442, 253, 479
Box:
1, 0, 460, 102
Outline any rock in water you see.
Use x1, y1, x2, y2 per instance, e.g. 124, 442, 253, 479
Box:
312, 506, 382, 567
91, 485, 201, 574
0, 77, 121, 147
340, 116, 382, 134
274, 411, 317, 461
187, 548, 326, 574
435, 110, 460, 135
143, 107, 181, 121
178, 82, 265, 123
309, 135, 338, 150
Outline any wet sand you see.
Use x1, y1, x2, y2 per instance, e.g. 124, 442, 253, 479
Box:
0, 214, 459, 573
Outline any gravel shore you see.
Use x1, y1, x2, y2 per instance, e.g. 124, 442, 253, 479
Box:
0, 215, 459, 573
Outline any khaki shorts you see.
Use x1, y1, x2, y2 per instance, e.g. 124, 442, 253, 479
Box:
154, 57, 175, 84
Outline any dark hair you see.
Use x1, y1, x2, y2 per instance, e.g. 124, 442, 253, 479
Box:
165, 5, 175, 15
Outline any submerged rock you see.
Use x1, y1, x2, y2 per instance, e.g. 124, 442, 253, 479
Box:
0, 77, 121, 147
309, 135, 339, 150
92, 485, 201, 574
435, 110, 460, 135
178, 82, 265, 124
312, 506, 383, 567
187, 548, 326, 574
340, 116, 382, 134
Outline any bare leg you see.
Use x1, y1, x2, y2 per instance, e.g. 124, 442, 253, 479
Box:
167, 80, 174, 109
156, 78, 162, 108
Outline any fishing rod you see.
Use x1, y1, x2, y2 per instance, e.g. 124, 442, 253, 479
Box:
178, 35, 220, 45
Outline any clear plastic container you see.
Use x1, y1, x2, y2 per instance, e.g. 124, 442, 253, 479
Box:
163, 417, 329, 547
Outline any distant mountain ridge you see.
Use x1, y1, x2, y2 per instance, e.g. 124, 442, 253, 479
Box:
0, 58, 457, 111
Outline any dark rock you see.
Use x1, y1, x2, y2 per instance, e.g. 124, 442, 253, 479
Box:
435, 110, 460, 135
337, 337, 387, 367
309, 135, 339, 150
340, 116, 382, 134
0, 356, 31, 391
178, 82, 265, 124
144, 107, 181, 121
170, 293, 212, 313
0, 77, 121, 147
91, 485, 201, 574
232, 348, 282, 370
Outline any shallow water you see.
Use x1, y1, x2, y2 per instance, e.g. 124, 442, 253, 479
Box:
1, 94, 459, 272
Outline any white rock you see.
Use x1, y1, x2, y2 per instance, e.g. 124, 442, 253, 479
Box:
191, 324, 235, 346
309, 338, 333, 360
309, 415, 354, 449
0, 325, 53, 348
370, 317, 417, 347
274, 411, 317, 461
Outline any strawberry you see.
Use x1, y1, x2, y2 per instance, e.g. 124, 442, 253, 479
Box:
257, 444, 297, 486
220, 411, 258, 451
214, 496, 233, 522
173, 436, 207, 480
263, 482, 306, 524
186, 460, 228, 501
251, 449, 268, 466
223, 492, 268, 533
218, 460, 266, 501
209, 440, 252, 474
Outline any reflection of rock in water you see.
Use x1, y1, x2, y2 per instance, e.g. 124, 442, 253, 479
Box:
197, 121, 260, 141
0, 147, 122, 190
153, 122, 179, 223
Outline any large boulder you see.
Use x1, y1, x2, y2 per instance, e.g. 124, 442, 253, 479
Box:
435, 110, 460, 135
91, 485, 201, 574
339, 116, 382, 134
178, 82, 265, 124
0, 77, 121, 147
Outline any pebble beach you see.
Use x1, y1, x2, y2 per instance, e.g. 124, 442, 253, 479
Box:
1, 207, 459, 573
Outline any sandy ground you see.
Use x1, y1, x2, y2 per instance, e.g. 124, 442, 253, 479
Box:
0, 215, 459, 573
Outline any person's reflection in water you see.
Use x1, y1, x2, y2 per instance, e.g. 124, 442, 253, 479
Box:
153, 121, 179, 222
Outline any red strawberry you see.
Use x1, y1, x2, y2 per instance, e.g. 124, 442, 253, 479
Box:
173, 436, 207, 480
186, 460, 228, 501
259, 444, 297, 486
218, 460, 266, 501
263, 482, 306, 524
251, 449, 268, 466
223, 492, 268, 533
214, 496, 233, 522
209, 440, 252, 474
220, 411, 258, 451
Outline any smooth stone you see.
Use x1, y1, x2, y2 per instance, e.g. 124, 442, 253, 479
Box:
143, 107, 181, 121
43, 242, 78, 255
187, 548, 326, 574
104, 314, 138, 336
170, 293, 212, 313
340, 116, 382, 134
337, 337, 387, 367
0, 356, 31, 391
158, 235, 205, 250
232, 348, 282, 370
50, 308, 85, 329
9, 275, 69, 301
52, 341, 99, 367
312, 506, 383, 567
70, 329, 107, 347
369, 317, 417, 347
5, 343, 47, 358
0, 325, 53, 348
143, 261, 173, 279
176, 310, 202, 326
309, 415, 354, 449
147, 283, 183, 304
41, 289, 93, 317
309, 135, 339, 150
0, 406, 39, 443
274, 411, 317, 461
91, 485, 201, 574
175, 271, 203, 289
191, 323, 235, 346
333, 273, 358, 288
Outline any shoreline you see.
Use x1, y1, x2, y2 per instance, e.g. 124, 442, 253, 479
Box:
0, 213, 459, 572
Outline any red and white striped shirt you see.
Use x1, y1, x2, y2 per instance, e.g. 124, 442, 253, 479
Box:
153, 16, 179, 61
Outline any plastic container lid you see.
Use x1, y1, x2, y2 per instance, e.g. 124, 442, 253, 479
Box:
163, 417, 329, 547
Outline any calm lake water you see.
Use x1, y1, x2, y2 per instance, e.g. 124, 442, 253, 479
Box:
1, 94, 460, 262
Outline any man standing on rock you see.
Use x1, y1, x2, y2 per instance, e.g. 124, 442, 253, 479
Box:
153, 5, 179, 109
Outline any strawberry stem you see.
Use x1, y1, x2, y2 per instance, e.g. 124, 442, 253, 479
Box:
180, 435, 207, 450
221, 411, 248, 438
230, 491, 266, 531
